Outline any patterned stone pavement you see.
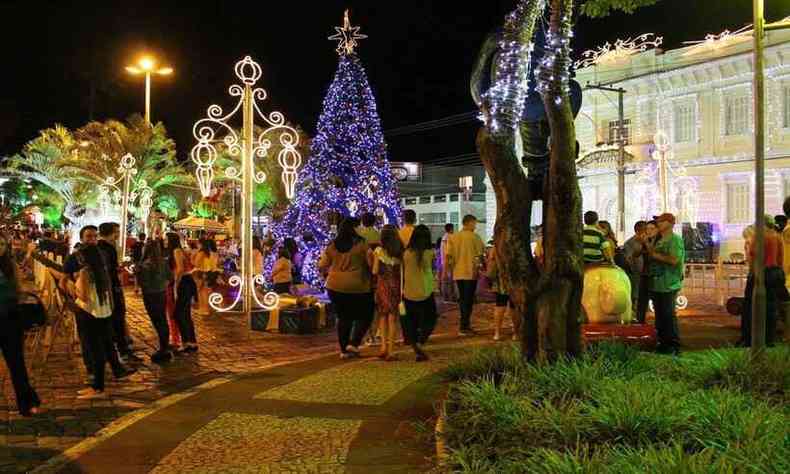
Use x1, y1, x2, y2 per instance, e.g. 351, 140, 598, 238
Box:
0, 287, 744, 473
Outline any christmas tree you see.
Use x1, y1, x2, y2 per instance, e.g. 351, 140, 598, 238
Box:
271, 11, 401, 287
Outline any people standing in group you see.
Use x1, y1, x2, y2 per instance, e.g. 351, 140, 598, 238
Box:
193, 239, 220, 316
166, 233, 198, 353
446, 215, 485, 336
486, 242, 519, 341
356, 213, 381, 248
136, 240, 173, 363
741, 215, 788, 347
399, 210, 417, 247
438, 223, 457, 302
643, 213, 685, 355
72, 244, 135, 399
0, 232, 43, 416
402, 225, 438, 360
624, 221, 650, 324
319, 219, 375, 359
372, 225, 403, 361
97, 223, 138, 362
272, 248, 293, 294
582, 211, 610, 265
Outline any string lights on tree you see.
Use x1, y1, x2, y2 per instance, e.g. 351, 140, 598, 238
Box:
270, 10, 401, 287
191, 55, 303, 316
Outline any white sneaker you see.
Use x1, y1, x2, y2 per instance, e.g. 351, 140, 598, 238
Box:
493, 334, 502, 342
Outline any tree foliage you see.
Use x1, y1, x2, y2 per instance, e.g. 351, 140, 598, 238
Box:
579, 0, 659, 18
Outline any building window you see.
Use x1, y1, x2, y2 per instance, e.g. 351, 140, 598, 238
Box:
450, 194, 459, 202
434, 194, 447, 203
784, 85, 790, 129
608, 119, 631, 145
673, 102, 695, 143
449, 212, 459, 224
419, 196, 431, 204
419, 212, 446, 224
405, 197, 417, 206
724, 95, 749, 136
726, 183, 750, 223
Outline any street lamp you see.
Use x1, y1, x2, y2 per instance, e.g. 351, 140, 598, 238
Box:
126, 55, 173, 125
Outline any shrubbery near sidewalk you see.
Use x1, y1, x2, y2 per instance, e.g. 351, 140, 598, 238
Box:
440, 343, 790, 473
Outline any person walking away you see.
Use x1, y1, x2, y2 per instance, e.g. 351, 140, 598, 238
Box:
399, 210, 417, 247
73, 245, 135, 400
0, 233, 43, 416
319, 219, 374, 359
136, 241, 173, 363
438, 223, 457, 302
486, 242, 519, 341
741, 216, 787, 346
372, 225, 403, 361
402, 225, 438, 360
644, 213, 685, 355
167, 233, 198, 353
624, 221, 650, 324
193, 239, 220, 316
446, 215, 484, 336
97, 223, 138, 361
357, 213, 381, 248
272, 248, 293, 294
165, 233, 187, 350
582, 211, 609, 265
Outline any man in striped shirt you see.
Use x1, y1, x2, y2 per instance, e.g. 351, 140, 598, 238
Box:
582, 211, 609, 265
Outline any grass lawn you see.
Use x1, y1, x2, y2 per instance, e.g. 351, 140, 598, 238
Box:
440, 343, 790, 473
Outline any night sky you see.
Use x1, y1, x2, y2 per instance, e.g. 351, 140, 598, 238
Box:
2, 0, 784, 163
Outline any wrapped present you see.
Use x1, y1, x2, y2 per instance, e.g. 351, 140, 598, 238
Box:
279, 306, 320, 334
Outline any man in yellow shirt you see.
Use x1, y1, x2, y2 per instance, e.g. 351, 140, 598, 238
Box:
399, 209, 416, 247
447, 215, 485, 336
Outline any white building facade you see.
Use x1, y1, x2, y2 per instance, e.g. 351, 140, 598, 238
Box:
484, 26, 790, 258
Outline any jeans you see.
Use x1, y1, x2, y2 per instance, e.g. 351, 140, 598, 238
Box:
402, 297, 438, 345
328, 290, 374, 352
142, 291, 170, 352
174, 277, 197, 345
631, 274, 650, 324
742, 267, 789, 346
456, 280, 478, 330
111, 286, 130, 354
0, 316, 40, 414
651, 290, 680, 351
83, 312, 124, 391
75, 310, 94, 373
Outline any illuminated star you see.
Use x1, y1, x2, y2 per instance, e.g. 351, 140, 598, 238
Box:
329, 9, 367, 55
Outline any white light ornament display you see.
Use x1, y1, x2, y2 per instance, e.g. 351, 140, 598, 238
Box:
191, 56, 303, 316
633, 131, 699, 226
329, 9, 367, 56
573, 33, 663, 70
681, 25, 751, 56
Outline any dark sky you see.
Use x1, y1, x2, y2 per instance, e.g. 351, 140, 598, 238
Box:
1, 0, 784, 162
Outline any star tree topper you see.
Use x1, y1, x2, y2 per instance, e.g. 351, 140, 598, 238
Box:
329, 9, 367, 55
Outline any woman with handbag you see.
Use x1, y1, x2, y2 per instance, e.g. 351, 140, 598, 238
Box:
319, 219, 374, 360
372, 225, 403, 361
0, 233, 43, 416
401, 225, 438, 362
73, 244, 134, 400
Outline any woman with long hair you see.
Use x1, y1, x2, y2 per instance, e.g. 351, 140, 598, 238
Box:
319, 218, 374, 359
402, 225, 438, 361
598, 220, 618, 263
253, 236, 264, 277
136, 240, 173, 363
0, 233, 43, 414
193, 239, 220, 315
166, 233, 198, 352
372, 225, 403, 361
75, 244, 133, 399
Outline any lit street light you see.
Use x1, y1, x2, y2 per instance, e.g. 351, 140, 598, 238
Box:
126, 55, 173, 125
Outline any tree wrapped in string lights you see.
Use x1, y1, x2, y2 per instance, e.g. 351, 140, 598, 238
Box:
272, 10, 401, 287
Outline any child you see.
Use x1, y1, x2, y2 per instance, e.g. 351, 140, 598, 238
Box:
487, 243, 519, 341
272, 248, 293, 294
372, 225, 403, 361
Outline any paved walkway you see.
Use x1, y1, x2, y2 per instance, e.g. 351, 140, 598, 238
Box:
38, 336, 487, 474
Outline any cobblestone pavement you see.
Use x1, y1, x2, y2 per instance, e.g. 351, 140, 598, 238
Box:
0, 288, 745, 473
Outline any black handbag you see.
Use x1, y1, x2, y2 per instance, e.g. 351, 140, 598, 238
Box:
16, 292, 47, 331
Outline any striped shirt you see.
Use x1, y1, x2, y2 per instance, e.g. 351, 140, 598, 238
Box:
583, 225, 606, 263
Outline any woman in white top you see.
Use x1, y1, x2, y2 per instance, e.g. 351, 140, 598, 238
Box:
193, 239, 220, 315
74, 245, 133, 400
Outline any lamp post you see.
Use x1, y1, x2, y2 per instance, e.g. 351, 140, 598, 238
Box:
191, 56, 302, 318
126, 56, 173, 125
